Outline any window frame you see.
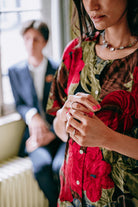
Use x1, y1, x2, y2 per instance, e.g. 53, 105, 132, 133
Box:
0, 0, 71, 117
0, 6, 42, 117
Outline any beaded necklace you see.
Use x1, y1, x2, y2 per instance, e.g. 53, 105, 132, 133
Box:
101, 31, 138, 51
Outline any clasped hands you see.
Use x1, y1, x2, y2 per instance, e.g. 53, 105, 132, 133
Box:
61, 92, 110, 147
26, 113, 55, 153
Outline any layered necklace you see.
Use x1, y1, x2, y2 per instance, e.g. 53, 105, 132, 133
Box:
101, 31, 138, 52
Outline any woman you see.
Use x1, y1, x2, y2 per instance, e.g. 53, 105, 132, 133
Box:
47, 0, 138, 206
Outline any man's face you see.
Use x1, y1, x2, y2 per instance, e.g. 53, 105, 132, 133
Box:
23, 28, 47, 57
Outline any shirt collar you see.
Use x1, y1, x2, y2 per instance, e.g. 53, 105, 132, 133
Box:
28, 57, 48, 72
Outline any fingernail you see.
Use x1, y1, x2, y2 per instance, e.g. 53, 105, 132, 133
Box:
88, 112, 94, 117
92, 105, 97, 111
96, 104, 101, 109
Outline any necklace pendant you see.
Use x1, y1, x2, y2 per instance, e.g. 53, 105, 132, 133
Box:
110, 47, 115, 51
119, 46, 124, 50
101, 31, 138, 51
103, 42, 108, 48
105, 43, 108, 48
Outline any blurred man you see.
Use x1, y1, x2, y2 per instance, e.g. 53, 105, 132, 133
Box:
8, 20, 65, 207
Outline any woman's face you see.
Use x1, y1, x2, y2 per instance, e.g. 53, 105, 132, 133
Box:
82, 0, 128, 30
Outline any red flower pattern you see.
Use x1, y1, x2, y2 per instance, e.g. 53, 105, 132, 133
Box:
59, 160, 74, 202
97, 66, 138, 133
59, 66, 138, 204
59, 140, 114, 203
83, 147, 114, 202
49, 100, 61, 116
59, 141, 83, 202
97, 90, 135, 132
63, 39, 85, 94
55, 35, 137, 205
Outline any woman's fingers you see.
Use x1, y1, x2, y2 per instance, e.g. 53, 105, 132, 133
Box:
66, 109, 94, 137
66, 116, 80, 139
66, 117, 85, 146
68, 93, 101, 112
65, 93, 101, 140
70, 101, 89, 113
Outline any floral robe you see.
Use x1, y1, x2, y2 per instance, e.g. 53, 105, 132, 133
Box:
47, 33, 138, 207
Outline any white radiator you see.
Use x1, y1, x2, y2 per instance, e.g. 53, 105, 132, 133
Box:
0, 156, 49, 207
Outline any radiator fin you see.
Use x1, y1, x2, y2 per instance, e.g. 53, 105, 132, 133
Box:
0, 156, 49, 207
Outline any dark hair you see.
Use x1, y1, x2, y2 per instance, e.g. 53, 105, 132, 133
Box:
127, 0, 138, 35
72, 0, 138, 39
21, 20, 49, 41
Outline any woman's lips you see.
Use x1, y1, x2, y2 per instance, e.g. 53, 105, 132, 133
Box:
92, 15, 105, 22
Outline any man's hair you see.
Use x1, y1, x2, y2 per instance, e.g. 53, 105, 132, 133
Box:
21, 20, 49, 41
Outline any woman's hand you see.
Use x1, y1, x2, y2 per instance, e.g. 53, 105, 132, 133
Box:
68, 92, 101, 113
65, 92, 109, 147
65, 93, 138, 160
54, 92, 101, 142
66, 108, 109, 147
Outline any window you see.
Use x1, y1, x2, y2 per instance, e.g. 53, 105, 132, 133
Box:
0, 0, 71, 117
0, 0, 42, 116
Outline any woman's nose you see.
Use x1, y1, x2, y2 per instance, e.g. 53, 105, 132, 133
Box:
83, 0, 100, 11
